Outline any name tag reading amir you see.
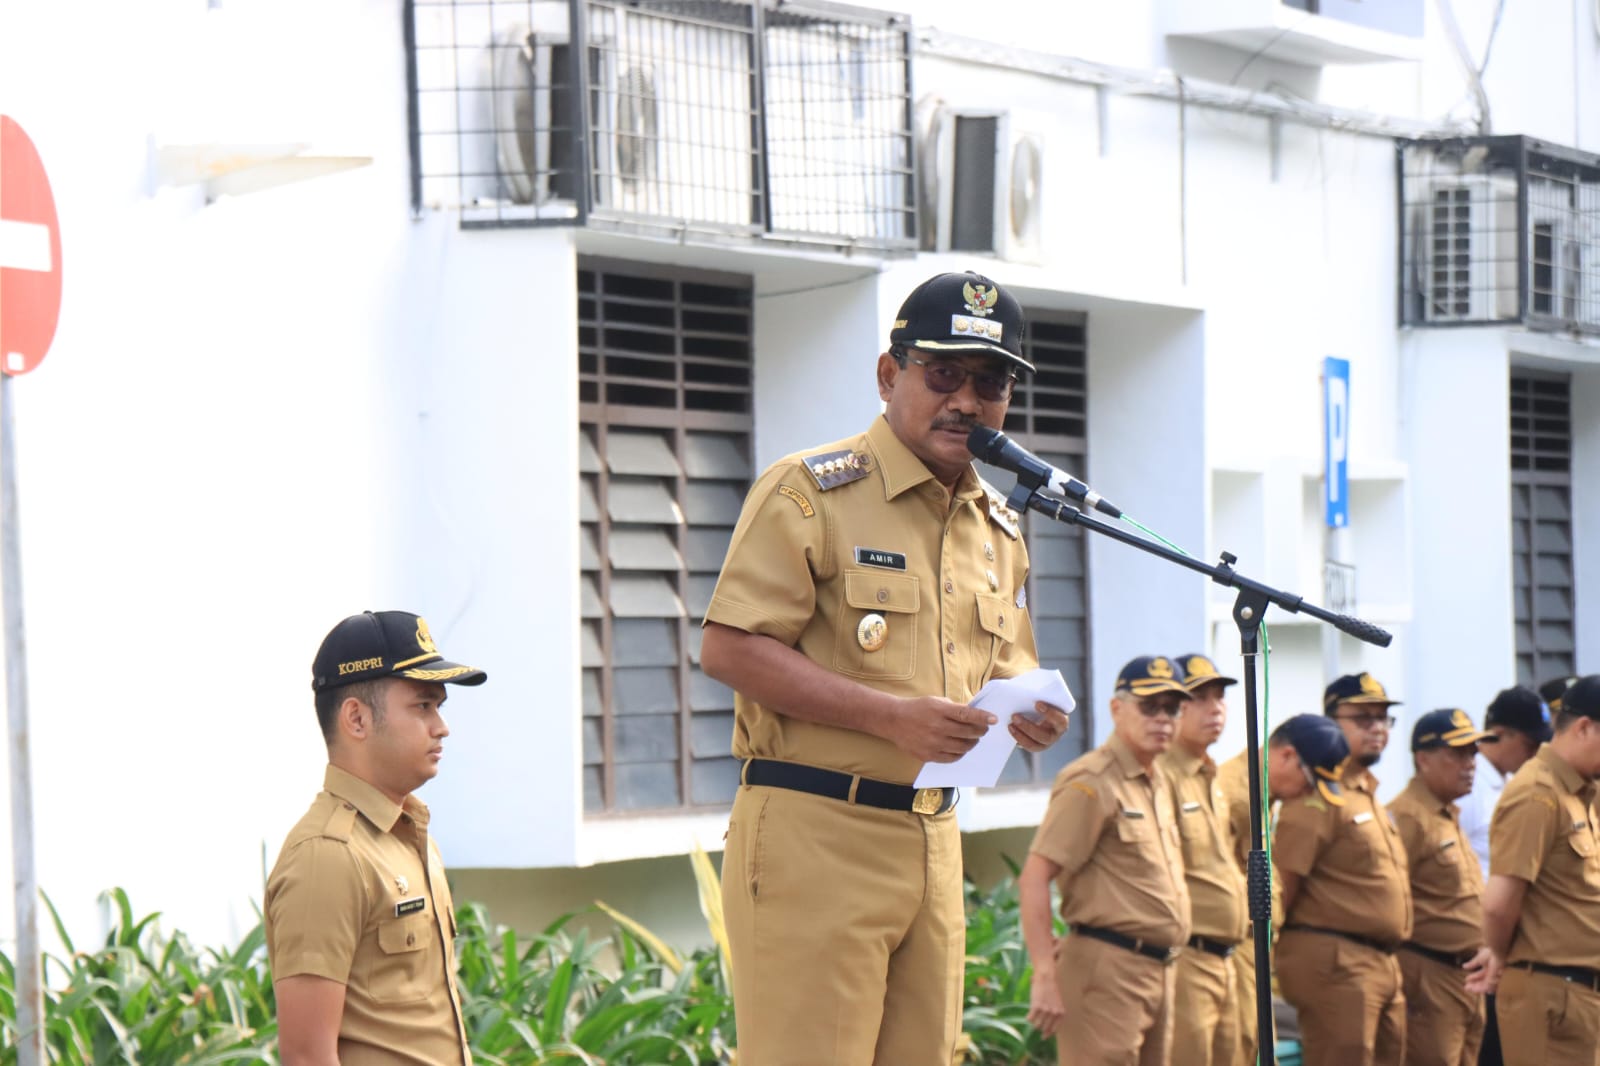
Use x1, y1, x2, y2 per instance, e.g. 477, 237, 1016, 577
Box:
395, 896, 427, 917
854, 547, 906, 571
1352, 811, 1374, 825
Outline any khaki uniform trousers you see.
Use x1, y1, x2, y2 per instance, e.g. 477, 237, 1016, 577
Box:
1171, 946, 1240, 1066
1397, 949, 1484, 1066
1495, 966, 1600, 1066
1230, 936, 1260, 1066
721, 785, 965, 1066
1054, 932, 1176, 1066
1277, 929, 1405, 1066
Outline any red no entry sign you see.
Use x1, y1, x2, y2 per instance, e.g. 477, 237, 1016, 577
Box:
0, 116, 63, 376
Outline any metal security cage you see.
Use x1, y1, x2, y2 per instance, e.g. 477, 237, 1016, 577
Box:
1398, 136, 1600, 335
408, 0, 916, 252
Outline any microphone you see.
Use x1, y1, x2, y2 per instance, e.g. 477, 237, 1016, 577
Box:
966, 426, 1123, 518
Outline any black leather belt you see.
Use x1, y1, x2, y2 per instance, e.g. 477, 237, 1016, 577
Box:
1072, 925, 1180, 964
1400, 942, 1477, 968
1282, 924, 1398, 954
1188, 935, 1240, 959
741, 759, 956, 815
1520, 962, 1600, 993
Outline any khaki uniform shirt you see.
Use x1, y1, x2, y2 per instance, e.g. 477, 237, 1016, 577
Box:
1388, 777, 1484, 955
266, 766, 470, 1066
1160, 746, 1248, 943
704, 415, 1039, 783
1031, 733, 1192, 947
1273, 766, 1412, 945
1489, 744, 1600, 968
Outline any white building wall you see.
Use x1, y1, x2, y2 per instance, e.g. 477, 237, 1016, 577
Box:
0, 0, 1595, 949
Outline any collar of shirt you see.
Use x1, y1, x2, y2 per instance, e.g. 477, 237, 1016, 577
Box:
323, 764, 429, 834
866, 415, 985, 504
1345, 765, 1381, 795
1535, 742, 1589, 796
1164, 744, 1214, 780
1399, 775, 1458, 820
1108, 732, 1154, 780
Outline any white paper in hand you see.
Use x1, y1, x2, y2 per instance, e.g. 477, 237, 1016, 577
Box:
912, 669, 1075, 789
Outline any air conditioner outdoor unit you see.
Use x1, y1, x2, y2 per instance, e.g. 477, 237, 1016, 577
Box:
492, 25, 581, 207
1417, 174, 1519, 323
927, 108, 1044, 264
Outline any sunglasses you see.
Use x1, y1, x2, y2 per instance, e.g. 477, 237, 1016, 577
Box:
898, 351, 1016, 403
1134, 697, 1184, 719
1334, 713, 1396, 730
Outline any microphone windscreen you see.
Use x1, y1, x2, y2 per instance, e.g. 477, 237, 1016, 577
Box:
966, 425, 1004, 460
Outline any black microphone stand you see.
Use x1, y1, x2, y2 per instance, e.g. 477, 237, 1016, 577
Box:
1000, 478, 1392, 1066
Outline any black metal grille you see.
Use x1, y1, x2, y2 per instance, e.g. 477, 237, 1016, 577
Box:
1398, 136, 1600, 335
1510, 372, 1576, 686
578, 260, 754, 813
977, 311, 1092, 785
408, 0, 915, 249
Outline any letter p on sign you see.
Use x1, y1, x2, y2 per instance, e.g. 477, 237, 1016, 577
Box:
1323, 356, 1350, 529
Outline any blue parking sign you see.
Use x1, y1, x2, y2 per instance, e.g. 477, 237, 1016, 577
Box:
1324, 357, 1349, 528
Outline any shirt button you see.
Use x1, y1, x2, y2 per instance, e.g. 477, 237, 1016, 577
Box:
946, 642, 956, 654
876, 588, 889, 603
944, 581, 954, 594
406, 933, 416, 946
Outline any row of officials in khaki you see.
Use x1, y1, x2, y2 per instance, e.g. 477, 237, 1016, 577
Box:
261, 272, 1600, 1066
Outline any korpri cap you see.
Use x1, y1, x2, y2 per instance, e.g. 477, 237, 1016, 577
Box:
1558, 675, 1600, 720
1412, 708, 1493, 751
1484, 685, 1551, 744
889, 271, 1032, 372
312, 611, 487, 692
1539, 675, 1581, 714
1278, 714, 1349, 806
1176, 653, 1238, 693
1115, 655, 1189, 698
1324, 672, 1400, 711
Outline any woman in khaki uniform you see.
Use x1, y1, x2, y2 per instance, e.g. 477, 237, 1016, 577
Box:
702, 272, 1072, 1066
1019, 656, 1192, 1066
1471, 674, 1600, 1066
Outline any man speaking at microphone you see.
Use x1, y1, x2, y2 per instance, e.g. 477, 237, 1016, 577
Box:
701, 270, 1072, 1065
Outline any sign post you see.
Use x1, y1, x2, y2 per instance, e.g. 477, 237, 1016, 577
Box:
1321, 356, 1352, 683
1, 113, 63, 1066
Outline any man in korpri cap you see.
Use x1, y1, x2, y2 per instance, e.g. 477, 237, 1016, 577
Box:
1019, 656, 1190, 1064
266, 611, 486, 1066
1470, 674, 1600, 1066
1388, 710, 1495, 1066
1217, 712, 1350, 1066
1157, 654, 1247, 1066
701, 271, 1071, 1065
1273, 672, 1412, 1066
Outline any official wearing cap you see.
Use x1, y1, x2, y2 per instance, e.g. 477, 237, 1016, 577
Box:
701, 271, 1071, 1065
1471, 675, 1600, 1066
1019, 656, 1191, 1065
1217, 713, 1350, 1066
1158, 654, 1246, 1066
1273, 672, 1412, 1066
1388, 710, 1494, 1066
266, 611, 487, 1066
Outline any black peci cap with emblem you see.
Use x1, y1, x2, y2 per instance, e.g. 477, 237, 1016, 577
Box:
889, 270, 1033, 372
312, 610, 487, 692
1412, 708, 1494, 751
1175, 653, 1238, 692
1323, 672, 1400, 712
1115, 655, 1189, 697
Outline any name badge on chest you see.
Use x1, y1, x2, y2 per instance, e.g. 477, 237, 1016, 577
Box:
854, 547, 906, 570
1352, 811, 1373, 825
395, 896, 427, 917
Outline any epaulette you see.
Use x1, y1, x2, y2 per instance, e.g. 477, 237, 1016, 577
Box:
982, 484, 1022, 540
802, 448, 872, 491
319, 801, 359, 843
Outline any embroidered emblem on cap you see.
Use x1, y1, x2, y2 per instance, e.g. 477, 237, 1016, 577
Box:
963, 281, 998, 316
1187, 657, 1218, 679
950, 313, 1002, 340
1148, 657, 1174, 679
1360, 673, 1385, 698
416, 618, 438, 655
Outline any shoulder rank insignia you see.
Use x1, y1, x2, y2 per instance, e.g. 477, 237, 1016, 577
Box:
803, 449, 871, 491
981, 483, 1022, 540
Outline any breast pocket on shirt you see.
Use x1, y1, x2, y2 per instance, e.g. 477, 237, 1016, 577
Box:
370, 913, 435, 1004
834, 570, 920, 680
974, 594, 1015, 684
